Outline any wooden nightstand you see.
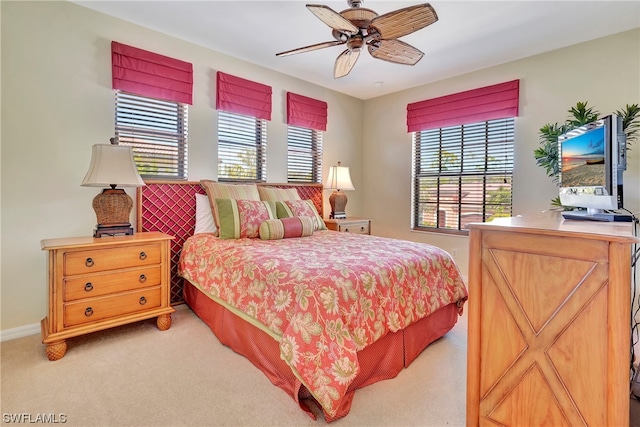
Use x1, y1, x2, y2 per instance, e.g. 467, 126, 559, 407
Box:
40, 232, 175, 361
324, 217, 371, 235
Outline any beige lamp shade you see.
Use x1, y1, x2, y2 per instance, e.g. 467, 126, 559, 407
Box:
81, 143, 145, 237
324, 162, 355, 191
81, 144, 145, 188
324, 162, 354, 219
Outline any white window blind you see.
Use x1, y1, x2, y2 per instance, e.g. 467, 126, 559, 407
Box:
287, 125, 322, 183
413, 117, 514, 234
217, 111, 267, 181
115, 90, 188, 180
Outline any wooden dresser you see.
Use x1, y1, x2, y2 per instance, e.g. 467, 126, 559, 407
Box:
41, 232, 175, 360
466, 213, 638, 426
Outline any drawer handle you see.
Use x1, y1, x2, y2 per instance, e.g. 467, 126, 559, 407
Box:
344, 228, 350, 232
85, 257, 94, 267
139, 251, 147, 260
139, 274, 147, 283
84, 307, 93, 317
139, 296, 147, 305
84, 282, 94, 292
360, 226, 365, 232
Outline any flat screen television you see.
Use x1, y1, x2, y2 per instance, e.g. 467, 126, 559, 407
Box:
558, 114, 628, 221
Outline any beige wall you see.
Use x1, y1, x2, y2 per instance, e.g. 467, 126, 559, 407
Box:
0, 1, 363, 331
363, 28, 640, 273
1, 1, 638, 333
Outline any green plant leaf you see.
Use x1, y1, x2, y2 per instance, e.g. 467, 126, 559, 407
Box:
616, 103, 640, 148
534, 122, 568, 182
567, 101, 599, 127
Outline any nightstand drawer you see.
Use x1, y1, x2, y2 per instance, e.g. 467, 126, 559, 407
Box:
64, 287, 162, 327
324, 218, 372, 235
63, 266, 161, 301
337, 221, 369, 234
64, 244, 161, 275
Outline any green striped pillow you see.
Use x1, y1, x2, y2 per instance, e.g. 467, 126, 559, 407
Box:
201, 180, 260, 235
216, 198, 276, 239
257, 186, 301, 202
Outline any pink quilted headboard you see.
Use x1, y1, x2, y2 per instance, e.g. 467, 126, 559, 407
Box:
136, 181, 324, 304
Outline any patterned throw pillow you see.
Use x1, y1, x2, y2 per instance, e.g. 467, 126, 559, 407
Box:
257, 186, 301, 202
276, 200, 327, 230
216, 199, 276, 239
259, 217, 315, 240
200, 180, 260, 235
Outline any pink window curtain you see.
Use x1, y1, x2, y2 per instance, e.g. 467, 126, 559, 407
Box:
287, 92, 328, 131
406, 79, 519, 132
111, 41, 193, 105
216, 72, 272, 120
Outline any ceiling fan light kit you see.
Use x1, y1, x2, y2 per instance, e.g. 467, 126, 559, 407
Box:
276, 1, 438, 79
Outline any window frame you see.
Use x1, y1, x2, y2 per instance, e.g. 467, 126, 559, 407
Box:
286, 125, 323, 183
412, 117, 515, 235
114, 90, 188, 180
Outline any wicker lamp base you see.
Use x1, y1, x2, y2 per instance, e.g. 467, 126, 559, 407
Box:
92, 188, 134, 237
329, 190, 348, 219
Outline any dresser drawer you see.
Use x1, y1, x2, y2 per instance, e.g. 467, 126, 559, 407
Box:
63, 266, 161, 302
64, 244, 161, 276
338, 221, 370, 234
64, 287, 162, 327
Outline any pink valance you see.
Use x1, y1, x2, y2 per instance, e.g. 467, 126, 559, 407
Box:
111, 41, 193, 105
287, 92, 328, 131
406, 79, 519, 132
216, 72, 272, 120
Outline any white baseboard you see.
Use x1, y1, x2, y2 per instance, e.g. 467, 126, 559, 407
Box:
0, 323, 40, 342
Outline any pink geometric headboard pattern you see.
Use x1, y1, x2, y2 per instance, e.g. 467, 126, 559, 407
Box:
136, 181, 324, 304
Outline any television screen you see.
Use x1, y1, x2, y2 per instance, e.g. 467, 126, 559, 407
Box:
560, 126, 606, 188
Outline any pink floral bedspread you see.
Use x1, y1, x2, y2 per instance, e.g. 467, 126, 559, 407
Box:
178, 230, 467, 417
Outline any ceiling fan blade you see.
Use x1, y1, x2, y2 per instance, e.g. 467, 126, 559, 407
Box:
306, 4, 358, 34
334, 48, 361, 78
368, 39, 424, 65
276, 40, 345, 57
369, 3, 438, 40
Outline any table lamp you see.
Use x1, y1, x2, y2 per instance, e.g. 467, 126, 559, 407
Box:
81, 139, 145, 237
324, 161, 355, 219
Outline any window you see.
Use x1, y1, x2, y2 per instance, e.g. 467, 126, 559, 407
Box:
287, 125, 322, 183
412, 117, 514, 234
115, 91, 188, 180
217, 111, 267, 181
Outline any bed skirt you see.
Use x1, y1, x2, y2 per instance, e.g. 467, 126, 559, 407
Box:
183, 281, 459, 422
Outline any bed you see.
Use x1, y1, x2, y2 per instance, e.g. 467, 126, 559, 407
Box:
137, 181, 468, 422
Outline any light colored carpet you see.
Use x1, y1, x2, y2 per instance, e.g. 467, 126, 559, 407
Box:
1, 305, 468, 426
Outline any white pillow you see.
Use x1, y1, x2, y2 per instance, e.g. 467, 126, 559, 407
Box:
195, 193, 216, 234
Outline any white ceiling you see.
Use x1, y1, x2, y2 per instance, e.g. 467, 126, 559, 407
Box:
73, 0, 640, 100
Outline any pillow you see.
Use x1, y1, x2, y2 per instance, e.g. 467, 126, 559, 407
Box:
201, 180, 260, 235
259, 217, 315, 240
257, 186, 302, 202
276, 200, 327, 231
194, 193, 216, 234
216, 198, 276, 239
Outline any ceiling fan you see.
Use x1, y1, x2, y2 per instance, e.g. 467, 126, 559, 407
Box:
275, 0, 438, 79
